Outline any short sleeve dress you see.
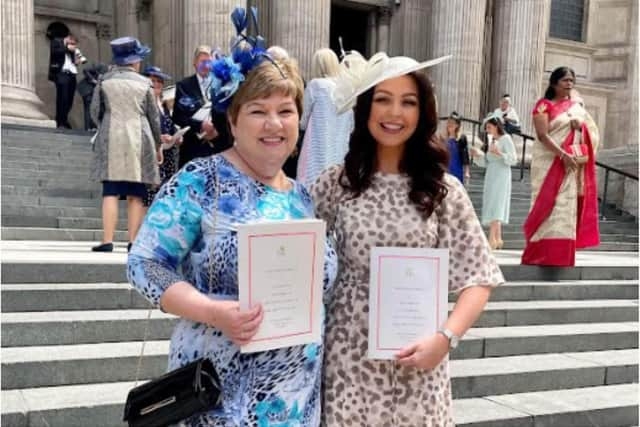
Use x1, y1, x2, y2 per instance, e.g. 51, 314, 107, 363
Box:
128, 156, 338, 426
310, 166, 504, 426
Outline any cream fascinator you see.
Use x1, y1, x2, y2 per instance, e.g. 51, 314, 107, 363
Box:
333, 51, 451, 114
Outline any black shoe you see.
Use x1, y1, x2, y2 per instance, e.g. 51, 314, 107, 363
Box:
127, 242, 132, 253
91, 242, 114, 252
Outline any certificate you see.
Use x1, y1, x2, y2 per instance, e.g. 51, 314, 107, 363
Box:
191, 103, 212, 122
237, 219, 325, 353
160, 126, 190, 151
368, 247, 449, 360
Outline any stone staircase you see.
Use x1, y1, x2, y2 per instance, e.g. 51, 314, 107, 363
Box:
1, 125, 638, 426
467, 167, 639, 252
2, 125, 638, 253
1, 125, 129, 243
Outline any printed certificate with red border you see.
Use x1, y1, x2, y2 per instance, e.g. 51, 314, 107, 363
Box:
368, 247, 449, 360
238, 219, 325, 353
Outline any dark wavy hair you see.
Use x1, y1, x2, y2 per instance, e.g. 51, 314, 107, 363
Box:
544, 66, 576, 100
340, 71, 449, 218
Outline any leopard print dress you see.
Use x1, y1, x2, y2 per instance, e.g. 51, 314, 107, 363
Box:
311, 166, 504, 427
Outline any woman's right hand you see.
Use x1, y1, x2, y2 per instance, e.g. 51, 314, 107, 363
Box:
561, 152, 578, 172
210, 301, 264, 346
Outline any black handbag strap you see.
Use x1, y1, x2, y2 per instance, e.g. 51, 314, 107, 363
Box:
134, 173, 221, 385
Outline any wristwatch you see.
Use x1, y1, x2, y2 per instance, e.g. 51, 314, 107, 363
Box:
438, 328, 461, 349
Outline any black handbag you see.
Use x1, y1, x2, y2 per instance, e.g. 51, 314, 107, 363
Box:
123, 176, 222, 427
123, 359, 222, 427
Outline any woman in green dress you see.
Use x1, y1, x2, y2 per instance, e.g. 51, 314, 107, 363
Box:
471, 114, 517, 249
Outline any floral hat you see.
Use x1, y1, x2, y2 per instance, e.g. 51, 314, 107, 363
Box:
199, 7, 280, 113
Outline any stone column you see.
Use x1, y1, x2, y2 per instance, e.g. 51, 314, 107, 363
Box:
489, 0, 551, 134
377, 7, 391, 54
1, 0, 53, 126
255, 0, 330, 79
114, 0, 139, 38
181, 0, 247, 77
424, 0, 487, 120
366, 10, 377, 55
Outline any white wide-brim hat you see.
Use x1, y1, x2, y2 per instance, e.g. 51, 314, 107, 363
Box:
333, 51, 451, 114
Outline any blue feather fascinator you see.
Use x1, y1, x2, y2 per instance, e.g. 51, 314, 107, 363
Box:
204, 6, 274, 113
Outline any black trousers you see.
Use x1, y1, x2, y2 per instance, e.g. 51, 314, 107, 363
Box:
55, 72, 77, 128
82, 94, 95, 130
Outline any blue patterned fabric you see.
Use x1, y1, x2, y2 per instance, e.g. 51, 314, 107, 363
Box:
128, 155, 338, 426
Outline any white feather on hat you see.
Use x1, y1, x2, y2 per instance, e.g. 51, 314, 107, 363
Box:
332, 51, 451, 114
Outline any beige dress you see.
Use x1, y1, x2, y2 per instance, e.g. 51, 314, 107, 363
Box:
311, 166, 504, 427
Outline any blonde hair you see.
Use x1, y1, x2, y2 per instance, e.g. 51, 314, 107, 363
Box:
267, 45, 290, 60
311, 48, 340, 79
227, 58, 304, 125
193, 45, 212, 60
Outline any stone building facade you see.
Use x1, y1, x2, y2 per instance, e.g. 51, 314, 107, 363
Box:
1, 0, 637, 212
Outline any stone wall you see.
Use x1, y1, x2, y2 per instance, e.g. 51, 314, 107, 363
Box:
33, 0, 114, 129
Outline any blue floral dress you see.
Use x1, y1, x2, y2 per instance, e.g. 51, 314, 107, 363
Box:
128, 155, 338, 426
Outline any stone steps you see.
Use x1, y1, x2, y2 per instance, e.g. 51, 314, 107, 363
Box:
4, 300, 636, 347
2, 257, 637, 284
2, 335, 636, 395
2, 373, 637, 426
3, 280, 636, 313
0, 238, 638, 427
1, 185, 100, 199
1, 227, 129, 242
454, 383, 638, 427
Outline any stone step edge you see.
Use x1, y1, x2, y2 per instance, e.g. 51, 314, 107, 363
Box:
2, 382, 637, 427
453, 383, 638, 426
2, 300, 637, 324
2, 340, 635, 373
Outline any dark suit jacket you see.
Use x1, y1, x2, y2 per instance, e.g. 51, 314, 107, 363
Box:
77, 63, 108, 98
172, 75, 232, 166
48, 38, 74, 82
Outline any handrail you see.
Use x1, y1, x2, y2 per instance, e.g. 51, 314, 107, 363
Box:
439, 115, 638, 220
595, 160, 638, 220
438, 116, 534, 180
595, 161, 638, 181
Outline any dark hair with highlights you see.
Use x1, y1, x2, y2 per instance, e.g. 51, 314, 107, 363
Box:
340, 72, 449, 218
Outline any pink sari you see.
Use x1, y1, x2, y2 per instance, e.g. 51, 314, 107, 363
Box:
521, 98, 600, 266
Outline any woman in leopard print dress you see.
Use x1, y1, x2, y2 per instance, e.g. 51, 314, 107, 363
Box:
311, 53, 504, 426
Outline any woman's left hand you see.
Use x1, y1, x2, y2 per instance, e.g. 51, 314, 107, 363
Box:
395, 333, 450, 370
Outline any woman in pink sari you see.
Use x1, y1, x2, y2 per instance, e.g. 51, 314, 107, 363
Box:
521, 66, 600, 266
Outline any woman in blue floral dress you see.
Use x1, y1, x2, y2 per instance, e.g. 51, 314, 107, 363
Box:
127, 46, 337, 425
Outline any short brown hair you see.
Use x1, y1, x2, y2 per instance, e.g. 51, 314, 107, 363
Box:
227, 58, 304, 125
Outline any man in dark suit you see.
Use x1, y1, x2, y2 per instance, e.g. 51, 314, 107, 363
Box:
77, 63, 108, 130
48, 34, 80, 128
173, 45, 232, 167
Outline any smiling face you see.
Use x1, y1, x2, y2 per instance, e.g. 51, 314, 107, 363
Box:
367, 75, 420, 150
228, 92, 299, 179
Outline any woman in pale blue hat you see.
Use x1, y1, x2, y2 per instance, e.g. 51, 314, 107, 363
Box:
90, 36, 160, 252
141, 65, 182, 208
